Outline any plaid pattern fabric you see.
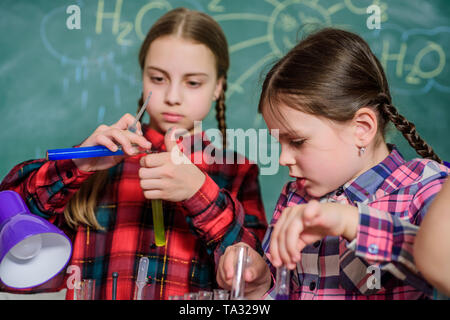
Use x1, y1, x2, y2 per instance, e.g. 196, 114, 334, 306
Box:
0, 127, 267, 299
263, 146, 449, 300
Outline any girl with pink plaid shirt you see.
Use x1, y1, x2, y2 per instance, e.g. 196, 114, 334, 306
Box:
216, 28, 449, 299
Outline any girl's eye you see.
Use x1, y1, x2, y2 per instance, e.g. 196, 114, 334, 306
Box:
290, 139, 305, 147
187, 80, 201, 88
150, 76, 164, 84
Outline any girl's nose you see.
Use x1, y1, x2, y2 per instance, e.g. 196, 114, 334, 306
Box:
165, 83, 182, 106
279, 145, 296, 167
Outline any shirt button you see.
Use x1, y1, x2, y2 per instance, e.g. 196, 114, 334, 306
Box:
336, 186, 344, 196
368, 244, 379, 255
309, 281, 316, 291
66, 171, 73, 179
313, 241, 320, 248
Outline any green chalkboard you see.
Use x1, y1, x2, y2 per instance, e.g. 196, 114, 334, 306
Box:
1, 0, 449, 219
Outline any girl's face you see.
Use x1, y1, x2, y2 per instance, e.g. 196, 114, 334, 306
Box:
142, 35, 223, 134
264, 103, 365, 198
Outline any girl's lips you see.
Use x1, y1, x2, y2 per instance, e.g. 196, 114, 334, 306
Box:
162, 113, 184, 123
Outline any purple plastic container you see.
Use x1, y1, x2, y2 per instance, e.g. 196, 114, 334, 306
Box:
0, 190, 72, 288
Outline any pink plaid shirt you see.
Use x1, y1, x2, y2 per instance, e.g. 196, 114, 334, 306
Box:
263, 146, 449, 300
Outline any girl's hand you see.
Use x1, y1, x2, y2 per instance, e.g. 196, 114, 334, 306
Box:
138, 127, 206, 202
216, 242, 272, 300
73, 113, 152, 172
269, 200, 359, 269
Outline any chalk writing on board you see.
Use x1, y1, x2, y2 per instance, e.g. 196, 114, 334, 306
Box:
366, 24, 450, 95
209, 0, 392, 101
40, 2, 140, 124
39, 0, 449, 127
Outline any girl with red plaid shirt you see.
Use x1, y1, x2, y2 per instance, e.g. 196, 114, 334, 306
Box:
217, 28, 448, 299
0, 8, 267, 299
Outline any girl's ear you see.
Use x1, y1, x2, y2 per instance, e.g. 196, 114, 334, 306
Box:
213, 76, 224, 101
352, 107, 378, 148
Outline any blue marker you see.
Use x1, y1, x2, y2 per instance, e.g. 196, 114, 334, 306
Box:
46, 145, 125, 160
46, 145, 156, 160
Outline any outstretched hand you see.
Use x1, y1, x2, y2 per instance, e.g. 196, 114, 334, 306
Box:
269, 200, 359, 269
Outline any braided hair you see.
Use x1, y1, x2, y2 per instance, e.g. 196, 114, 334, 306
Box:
215, 76, 227, 149
373, 93, 441, 162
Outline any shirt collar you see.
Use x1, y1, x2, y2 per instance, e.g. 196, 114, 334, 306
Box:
342, 144, 405, 203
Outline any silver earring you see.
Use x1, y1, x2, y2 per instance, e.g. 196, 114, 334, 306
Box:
359, 147, 366, 156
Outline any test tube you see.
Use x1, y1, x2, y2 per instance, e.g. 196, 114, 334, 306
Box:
184, 292, 199, 300
152, 199, 166, 246
134, 257, 149, 300
230, 245, 248, 300
275, 266, 290, 300
213, 289, 229, 300
197, 291, 213, 300
74, 279, 96, 300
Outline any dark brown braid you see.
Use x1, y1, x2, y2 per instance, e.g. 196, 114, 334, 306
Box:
375, 93, 442, 163
215, 76, 227, 149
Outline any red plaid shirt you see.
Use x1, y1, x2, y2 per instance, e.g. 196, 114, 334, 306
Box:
0, 127, 267, 299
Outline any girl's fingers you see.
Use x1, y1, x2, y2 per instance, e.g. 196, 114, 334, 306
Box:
112, 113, 138, 131
285, 213, 303, 264
92, 124, 109, 135
108, 129, 151, 155
269, 221, 281, 267
138, 167, 164, 180
95, 134, 120, 152
217, 246, 242, 289
271, 205, 309, 269
139, 178, 164, 191
119, 129, 152, 151
108, 113, 151, 148
244, 250, 267, 282
276, 217, 292, 267
224, 250, 236, 281
303, 200, 321, 226
140, 153, 168, 168
109, 129, 135, 155
143, 189, 163, 199
132, 133, 152, 149
216, 254, 227, 288
272, 207, 292, 267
